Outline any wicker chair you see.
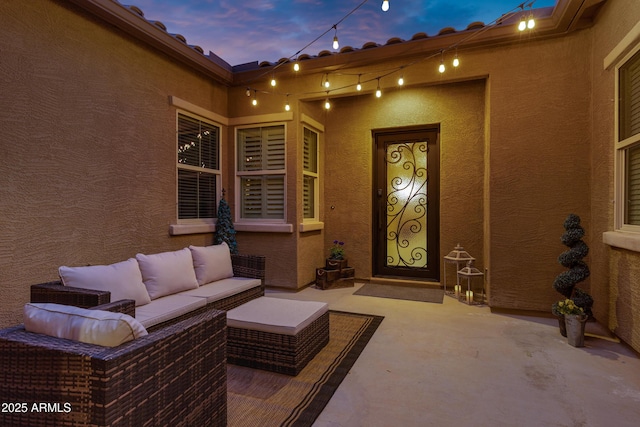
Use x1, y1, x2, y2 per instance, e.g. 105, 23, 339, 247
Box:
0, 300, 227, 427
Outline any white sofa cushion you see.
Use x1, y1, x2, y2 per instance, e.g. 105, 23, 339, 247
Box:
182, 277, 262, 303
136, 248, 199, 300
23, 302, 148, 347
189, 243, 234, 286
227, 297, 328, 336
133, 293, 207, 329
59, 258, 151, 306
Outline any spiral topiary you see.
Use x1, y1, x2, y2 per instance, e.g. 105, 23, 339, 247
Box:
214, 195, 238, 254
553, 213, 593, 317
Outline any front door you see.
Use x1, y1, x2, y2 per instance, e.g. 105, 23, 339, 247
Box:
373, 126, 440, 280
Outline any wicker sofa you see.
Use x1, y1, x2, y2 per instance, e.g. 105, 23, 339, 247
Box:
30, 247, 266, 330
0, 299, 227, 427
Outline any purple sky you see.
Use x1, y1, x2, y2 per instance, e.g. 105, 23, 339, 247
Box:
129, 0, 557, 66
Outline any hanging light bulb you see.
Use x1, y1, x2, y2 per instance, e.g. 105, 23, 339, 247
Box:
518, 16, 527, 31
293, 60, 300, 72
398, 74, 404, 86
252, 90, 257, 106
439, 61, 445, 73
527, 14, 535, 29
332, 26, 339, 50
323, 73, 330, 88
270, 77, 276, 87
246, 88, 251, 97
381, 0, 389, 12
285, 95, 291, 111
324, 98, 331, 110
375, 78, 382, 98
453, 54, 460, 68
356, 75, 362, 91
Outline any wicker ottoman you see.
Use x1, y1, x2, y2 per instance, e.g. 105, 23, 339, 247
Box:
226, 297, 329, 375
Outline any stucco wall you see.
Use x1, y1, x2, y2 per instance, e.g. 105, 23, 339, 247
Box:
322, 81, 486, 284
590, 0, 640, 351
0, 0, 228, 326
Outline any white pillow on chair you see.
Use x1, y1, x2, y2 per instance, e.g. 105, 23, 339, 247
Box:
189, 243, 234, 285
59, 258, 151, 306
24, 302, 148, 347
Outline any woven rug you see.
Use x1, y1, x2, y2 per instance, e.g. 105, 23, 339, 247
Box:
354, 283, 444, 304
227, 310, 383, 427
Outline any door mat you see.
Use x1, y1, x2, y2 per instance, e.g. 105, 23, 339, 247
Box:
354, 283, 444, 304
227, 310, 383, 427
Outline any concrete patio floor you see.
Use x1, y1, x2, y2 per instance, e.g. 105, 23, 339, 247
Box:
266, 283, 640, 427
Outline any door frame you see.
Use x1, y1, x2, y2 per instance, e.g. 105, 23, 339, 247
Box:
372, 124, 440, 281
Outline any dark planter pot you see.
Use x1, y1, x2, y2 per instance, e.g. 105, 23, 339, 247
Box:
556, 314, 567, 337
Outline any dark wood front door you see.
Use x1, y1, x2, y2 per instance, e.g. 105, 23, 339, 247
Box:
373, 126, 440, 280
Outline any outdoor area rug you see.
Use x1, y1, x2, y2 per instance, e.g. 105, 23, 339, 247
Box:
227, 310, 383, 427
354, 283, 444, 304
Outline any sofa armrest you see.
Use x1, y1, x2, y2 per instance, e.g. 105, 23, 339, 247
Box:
0, 308, 227, 427
31, 280, 111, 308
92, 299, 136, 317
231, 254, 266, 284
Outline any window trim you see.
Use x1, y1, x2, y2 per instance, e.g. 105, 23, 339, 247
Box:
175, 110, 222, 225
302, 126, 320, 222
605, 24, 640, 251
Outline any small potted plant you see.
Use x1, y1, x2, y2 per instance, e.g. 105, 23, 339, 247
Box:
326, 240, 347, 270
552, 299, 588, 347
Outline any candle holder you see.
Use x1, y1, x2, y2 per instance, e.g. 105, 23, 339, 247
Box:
443, 244, 475, 299
457, 260, 485, 305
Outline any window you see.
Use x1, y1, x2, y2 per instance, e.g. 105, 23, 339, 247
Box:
236, 125, 286, 220
303, 127, 319, 220
177, 113, 220, 222
617, 47, 640, 229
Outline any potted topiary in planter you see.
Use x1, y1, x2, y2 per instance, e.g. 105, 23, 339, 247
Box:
552, 213, 594, 340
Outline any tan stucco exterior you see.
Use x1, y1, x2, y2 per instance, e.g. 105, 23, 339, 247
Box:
2, 0, 640, 351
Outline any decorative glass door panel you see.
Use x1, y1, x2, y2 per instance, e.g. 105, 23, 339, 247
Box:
373, 127, 440, 280
386, 141, 428, 268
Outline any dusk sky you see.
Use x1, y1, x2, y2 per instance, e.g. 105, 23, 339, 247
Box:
130, 0, 557, 66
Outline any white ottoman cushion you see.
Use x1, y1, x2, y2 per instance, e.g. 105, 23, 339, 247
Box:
227, 297, 328, 336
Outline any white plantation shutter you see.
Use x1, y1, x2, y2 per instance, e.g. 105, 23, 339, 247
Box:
302, 127, 318, 220
237, 125, 286, 220
626, 145, 640, 224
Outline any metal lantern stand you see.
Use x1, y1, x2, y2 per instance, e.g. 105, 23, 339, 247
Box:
457, 260, 485, 305
443, 244, 475, 299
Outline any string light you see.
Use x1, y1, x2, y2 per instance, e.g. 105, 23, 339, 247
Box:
285, 94, 291, 111
322, 73, 330, 88
381, 0, 389, 12
375, 78, 382, 98
252, 90, 257, 106
356, 74, 362, 91
398, 74, 404, 86
332, 26, 339, 50
324, 96, 331, 110
293, 61, 300, 72
527, 14, 535, 29
270, 76, 277, 87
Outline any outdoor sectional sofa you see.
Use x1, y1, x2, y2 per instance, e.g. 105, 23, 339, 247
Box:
0, 243, 266, 426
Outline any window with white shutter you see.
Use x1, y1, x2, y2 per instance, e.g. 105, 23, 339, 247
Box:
177, 113, 220, 221
303, 127, 319, 220
237, 125, 286, 220
617, 47, 640, 229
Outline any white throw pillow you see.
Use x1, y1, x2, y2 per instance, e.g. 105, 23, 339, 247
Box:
136, 248, 199, 299
23, 303, 148, 347
59, 258, 151, 306
189, 243, 234, 285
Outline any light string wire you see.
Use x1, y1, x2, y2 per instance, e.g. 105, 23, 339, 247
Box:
243, 1, 537, 102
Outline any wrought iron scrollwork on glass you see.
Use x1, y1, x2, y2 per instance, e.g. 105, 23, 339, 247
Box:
385, 141, 429, 268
